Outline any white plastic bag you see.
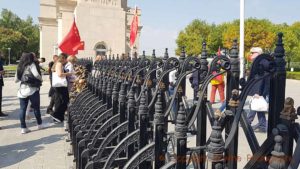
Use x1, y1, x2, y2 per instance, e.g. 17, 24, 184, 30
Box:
52, 72, 67, 87
249, 95, 268, 112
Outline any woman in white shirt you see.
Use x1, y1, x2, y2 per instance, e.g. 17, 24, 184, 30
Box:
50, 53, 73, 123
15, 53, 46, 134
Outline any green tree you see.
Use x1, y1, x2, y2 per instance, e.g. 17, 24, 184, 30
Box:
176, 18, 300, 64
244, 19, 276, 53
222, 19, 277, 56
222, 20, 239, 50
0, 9, 22, 29
207, 23, 227, 54
0, 9, 39, 64
0, 27, 28, 64
19, 16, 40, 55
289, 22, 300, 62
176, 19, 212, 56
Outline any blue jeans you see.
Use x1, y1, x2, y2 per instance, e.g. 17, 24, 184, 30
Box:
248, 111, 266, 129
19, 90, 42, 128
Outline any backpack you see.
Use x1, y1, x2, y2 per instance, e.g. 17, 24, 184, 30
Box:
21, 66, 42, 88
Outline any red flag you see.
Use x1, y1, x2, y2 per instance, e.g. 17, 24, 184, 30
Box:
130, 8, 139, 47
59, 19, 84, 55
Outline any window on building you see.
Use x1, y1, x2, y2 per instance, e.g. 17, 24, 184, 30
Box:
95, 43, 107, 56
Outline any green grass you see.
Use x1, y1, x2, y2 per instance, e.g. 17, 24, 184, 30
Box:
287, 71, 300, 80
4, 65, 17, 71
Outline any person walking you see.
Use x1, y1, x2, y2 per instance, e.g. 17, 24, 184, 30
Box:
210, 63, 225, 104
15, 52, 46, 134
247, 47, 269, 133
50, 53, 73, 123
46, 55, 58, 114
169, 69, 178, 120
0, 54, 7, 117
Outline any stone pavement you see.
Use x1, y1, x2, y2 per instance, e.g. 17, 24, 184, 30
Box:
0, 77, 73, 169
0, 77, 299, 169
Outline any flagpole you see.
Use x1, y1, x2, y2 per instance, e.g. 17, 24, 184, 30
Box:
240, 0, 245, 79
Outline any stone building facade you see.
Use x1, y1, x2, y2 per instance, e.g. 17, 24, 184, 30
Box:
39, 0, 141, 61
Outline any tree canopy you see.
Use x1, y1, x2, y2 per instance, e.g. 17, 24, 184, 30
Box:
0, 9, 39, 64
176, 18, 300, 62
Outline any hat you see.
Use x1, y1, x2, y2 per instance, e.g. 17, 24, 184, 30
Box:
250, 47, 263, 54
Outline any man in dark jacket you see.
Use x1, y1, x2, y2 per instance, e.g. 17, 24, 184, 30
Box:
247, 47, 269, 133
0, 55, 7, 117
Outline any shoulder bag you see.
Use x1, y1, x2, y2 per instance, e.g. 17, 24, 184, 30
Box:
52, 71, 68, 87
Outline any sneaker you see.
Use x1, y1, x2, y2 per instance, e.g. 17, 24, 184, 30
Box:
38, 123, 50, 130
21, 128, 31, 134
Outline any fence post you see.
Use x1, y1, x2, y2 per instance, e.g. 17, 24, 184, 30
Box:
277, 97, 297, 167
138, 91, 151, 168
106, 80, 112, 109
207, 117, 225, 169
175, 103, 188, 169
97, 78, 103, 101
127, 87, 136, 158
101, 78, 107, 104
225, 39, 240, 169
154, 94, 165, 169
112, 81, 119, 115
118, 83, 127, 123
197, 41, 209, 169
269, 33, 286, 136
177, 47, 186, 113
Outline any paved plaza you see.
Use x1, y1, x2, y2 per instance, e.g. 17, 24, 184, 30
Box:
0, 77, 299, 169
0, 77, 73, 169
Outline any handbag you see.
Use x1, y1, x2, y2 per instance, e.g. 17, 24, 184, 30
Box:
22, 67, 42, 88
52, 72, 68, 87
249, 95, 268, 112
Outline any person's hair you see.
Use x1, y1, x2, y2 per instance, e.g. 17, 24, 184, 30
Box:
40, 57, 46, 63
57, 53, 68, 63
17, 52, 35, 80
53, 55, 58, 60
250, 47, 263, 55
68, 55, 77, 63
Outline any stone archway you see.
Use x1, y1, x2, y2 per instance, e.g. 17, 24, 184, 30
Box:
94, 42, 107, 56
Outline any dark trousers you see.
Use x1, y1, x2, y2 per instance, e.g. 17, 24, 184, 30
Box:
47, 87, 55, 111
0, 86, 2, 112
53, 87, 69, 121
19, 90, 42, 128
169, 86, 178, 120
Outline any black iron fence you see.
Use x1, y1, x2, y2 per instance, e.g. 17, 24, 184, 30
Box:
66, 33, 300, 169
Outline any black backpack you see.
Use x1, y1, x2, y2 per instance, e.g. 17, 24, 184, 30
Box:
21, 66, 42, 88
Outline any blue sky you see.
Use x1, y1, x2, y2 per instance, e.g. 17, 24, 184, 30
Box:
1, 0, 300, 56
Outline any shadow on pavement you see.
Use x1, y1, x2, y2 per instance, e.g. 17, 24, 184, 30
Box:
0, 134, 65, 168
